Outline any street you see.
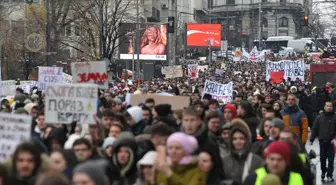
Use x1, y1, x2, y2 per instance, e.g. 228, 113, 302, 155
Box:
306, 138, 336, 185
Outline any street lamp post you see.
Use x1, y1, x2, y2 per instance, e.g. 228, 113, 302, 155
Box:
99, 0, 104, 59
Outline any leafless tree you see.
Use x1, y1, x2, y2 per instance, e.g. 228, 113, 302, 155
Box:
62, 0, 139, 60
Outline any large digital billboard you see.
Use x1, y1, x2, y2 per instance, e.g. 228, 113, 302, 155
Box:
119, 23, 167, 60
186, 24, 222, 48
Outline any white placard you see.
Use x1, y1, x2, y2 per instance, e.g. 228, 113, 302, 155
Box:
198, 65, 208, 72
266, 60, 304, 81
71, 62, 108, 89
45, 83, 98, 124
38, 67, 63, 91
215, 69, 224, 75
161, 65, 183, 78
0, 113, 32, 162
202, 80, 233, 104
2, 80, 16, 96
16, 81, 38, 93
62, 73, 73, 84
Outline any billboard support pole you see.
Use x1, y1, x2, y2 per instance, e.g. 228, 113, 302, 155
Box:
136, 0, 140, 79
132, 34, 135, 80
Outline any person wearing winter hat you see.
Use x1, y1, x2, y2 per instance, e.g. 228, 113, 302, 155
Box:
134, 151, 157, 185
243, 141, 304, 185
72, 159, 110, 185
193, 100, 206, 120
110, 132, 138, 185
222, 103, 237, 123
101, 137, 116, 158
125, 106, 146, 136
222, 123, 264, 185
269, 118, 284, 140
155, 132, 206, 185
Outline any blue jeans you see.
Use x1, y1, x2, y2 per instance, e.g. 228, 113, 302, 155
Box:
320, 140, 335, 177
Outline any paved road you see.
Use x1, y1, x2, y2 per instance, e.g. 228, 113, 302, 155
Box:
306, 140, 336, 185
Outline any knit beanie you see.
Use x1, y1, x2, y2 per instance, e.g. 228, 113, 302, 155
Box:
264, 141, 290, 164
73, 159, 109, 185
154, 104, 172, 117
222, 103, 237, 119
270, 118, 284, 130
167, 132, 198, 165
126, 106, 143, 123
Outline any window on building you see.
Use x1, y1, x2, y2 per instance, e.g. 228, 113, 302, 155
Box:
278, 29, 288, 36
140, 0, 145, 5
262, 0, 267, 2
280, 0, 286, 3
263, 17, 268, 27
279, 17, 288, 27
227, 0, 235, 5
61, 24, 71, 37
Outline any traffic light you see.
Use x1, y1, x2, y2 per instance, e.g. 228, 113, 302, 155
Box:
168, 17, 175, 33
304, 15, 308, 26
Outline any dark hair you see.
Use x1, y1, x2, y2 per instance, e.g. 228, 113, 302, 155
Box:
112, 112, 127, 126
254, 94, 265, 103
239, 101, 255, 116
261, 103, 272, 111
205, 111, 220, 124
145, 98, 155, 104
13, 142, 42, 175
209, 99, 218, 105
102, 109, 115, 118
259, 117, 272, 137
99, 97, 112, 109
72, 138, 92, 150
110, 123, 124, 131
37, 112, 45, 117
151, 124, 174, 136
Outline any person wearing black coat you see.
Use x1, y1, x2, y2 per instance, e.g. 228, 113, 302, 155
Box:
238, 101, 259, 142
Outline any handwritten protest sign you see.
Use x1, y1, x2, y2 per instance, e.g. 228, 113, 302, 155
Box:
16, 81, 38, 93
2, 80, 16, 96
188, 64, 198, 79
71, 62, 108, 89
266, 60, 304, 81
38, 67, 63, 91
45, 83, 98, 124
202, 80, 233, 104
62, 73, 73, 84
161, 65, 183, 78
0, 113, 32, 162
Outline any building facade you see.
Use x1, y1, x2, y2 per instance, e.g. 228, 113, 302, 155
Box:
209, 0, 313, 47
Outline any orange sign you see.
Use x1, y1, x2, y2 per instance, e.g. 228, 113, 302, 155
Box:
186, 24, 222, 48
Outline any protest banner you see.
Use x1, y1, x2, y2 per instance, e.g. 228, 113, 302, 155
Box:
16, 81, 38, 93
2, 80, 16, 96
0, 113, 32, 162
38, 67, 63, 91
45, 83, 98, 124
188, 64, 198, 79
71, 62, 108, 89
161, 65, 183, 78
63, 73, 73, 84
130, 95, 190, 110
202, 80, 233, 104
266, 60, 304, 81
198, 65, 208, 72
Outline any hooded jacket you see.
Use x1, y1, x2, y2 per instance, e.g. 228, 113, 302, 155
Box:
239, 103, 259, 142
111, 132, 138, 185
281, 105, 308, 144
222, 124, 264, 185
127, 106, 146, 136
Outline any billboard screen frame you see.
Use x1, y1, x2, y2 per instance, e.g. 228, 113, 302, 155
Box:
186, 23, 222, 49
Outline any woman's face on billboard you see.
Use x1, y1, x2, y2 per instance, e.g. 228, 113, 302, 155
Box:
147, 27, 157, 41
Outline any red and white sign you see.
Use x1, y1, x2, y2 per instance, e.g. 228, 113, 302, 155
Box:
188, 64, 199, 79
71, 62, 108, 89
186, 24, 221, 48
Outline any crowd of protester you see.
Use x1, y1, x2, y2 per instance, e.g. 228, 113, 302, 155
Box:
0, 60, 335, 185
